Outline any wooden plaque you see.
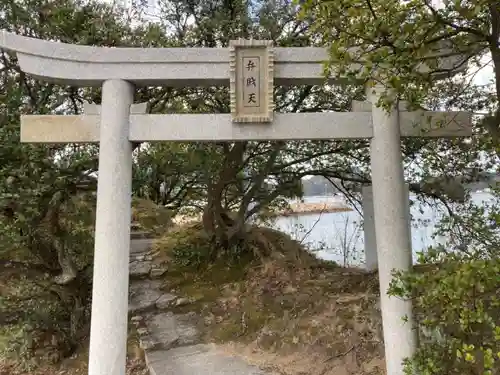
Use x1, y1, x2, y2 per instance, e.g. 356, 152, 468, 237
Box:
229, 39, 274, 123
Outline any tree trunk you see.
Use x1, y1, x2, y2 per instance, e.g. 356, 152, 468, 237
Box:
489, 1, 500, 136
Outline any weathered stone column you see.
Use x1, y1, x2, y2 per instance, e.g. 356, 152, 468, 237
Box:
368, 84, 416, 375
362, 183, 411, 271
361, 185, 378, 271
88, 79, 134, 375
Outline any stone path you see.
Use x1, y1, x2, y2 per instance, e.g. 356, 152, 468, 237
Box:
128, 237, 273, 375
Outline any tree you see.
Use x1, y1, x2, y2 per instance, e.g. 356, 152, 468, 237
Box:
132, 0, 373, 252
298, 0, 498, 134
0, 0, 170, 364
132, 143, 206, 210
131, 0, 494, 258
298, 1, 500, 373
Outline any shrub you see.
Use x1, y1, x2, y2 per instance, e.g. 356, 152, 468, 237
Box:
152, 222, 317, 270
389, 249, 500, 375
152, 222, 213, 268
131, 198, 173, 236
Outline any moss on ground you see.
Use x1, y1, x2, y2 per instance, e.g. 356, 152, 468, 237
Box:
131, 197, 173, 236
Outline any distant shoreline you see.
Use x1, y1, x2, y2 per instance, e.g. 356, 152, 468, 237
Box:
172, 201, 352, 225
269, 201, 352, 217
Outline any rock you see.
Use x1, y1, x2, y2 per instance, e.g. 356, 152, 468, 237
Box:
130, 238, 153, 255
204, 314, 215, 326
144, 312, 199, 350
145, 255, 153, 261
130, 261, 152, 278
131, 315, 144, 322
129, 280, 162, 314
139, 337, 156, 350
175, 297, 193, 307
137, 327, 148, 336
150, 267, 167, 278
156, 293, 177, 309
135, 255, 145, 261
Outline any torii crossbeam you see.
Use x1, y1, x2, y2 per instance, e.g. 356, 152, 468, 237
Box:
0, 30, 472, 375
21, 110, 471, 142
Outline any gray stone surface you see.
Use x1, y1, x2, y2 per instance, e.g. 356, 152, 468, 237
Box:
143, 312, 199, 350
150, 267, 167, 278
140, 337, 157, 351
131, 231, 155, 240
85, 79, 135, 375
146, 344, 270, 375
175, 297, 194, 307
130, 238, 153, 255
21, 111, 473, 144
128, 280, 162, 314
131, 315, 144, 323
156, 293, 177, 309
130, 260, 152, 278
126, 250, 275, 375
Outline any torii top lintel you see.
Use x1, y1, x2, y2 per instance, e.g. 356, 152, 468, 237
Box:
0, 31, 467, 87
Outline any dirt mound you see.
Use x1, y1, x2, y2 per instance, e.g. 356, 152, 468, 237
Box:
203, 264, 383, 375
152, 221, 318, 268
152, 223, 385, 375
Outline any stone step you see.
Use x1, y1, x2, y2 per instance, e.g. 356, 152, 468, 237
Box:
129, 280, 163, 315
145, 344, 271, 375
130, 238, 154, 255
131, 231, 155, 240
137, 312, 199, 352
130, 260, 153, 279
129, 280, 175, 314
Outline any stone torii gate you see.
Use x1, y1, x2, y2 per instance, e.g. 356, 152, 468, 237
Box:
0, 32, 471, 375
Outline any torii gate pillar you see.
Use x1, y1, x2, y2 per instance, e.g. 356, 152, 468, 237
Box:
369, 85, 416, 375
88, 79, 134, 375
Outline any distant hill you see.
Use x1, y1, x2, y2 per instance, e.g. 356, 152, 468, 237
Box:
301, 172, 500, 199
301, 176, 341, 196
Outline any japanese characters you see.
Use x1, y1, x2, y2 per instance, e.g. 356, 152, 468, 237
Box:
242, 57, 260, 107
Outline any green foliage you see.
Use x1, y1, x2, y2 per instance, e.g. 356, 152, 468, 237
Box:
154, 223, 214, 268
390, 251, 500, 374
0, 0, 498, 372
152, 222, 250, 268
297, 0, 499, 135
0, 0, 161, 368
297, 2, 500, 372
0, 272, 73, 368
388, 188, 500, 374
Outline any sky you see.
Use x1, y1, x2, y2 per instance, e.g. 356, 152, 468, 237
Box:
101, 0, 494, 93
429, 0, 494, 87
472, 55, 495, 87
110, 0, 494, 86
